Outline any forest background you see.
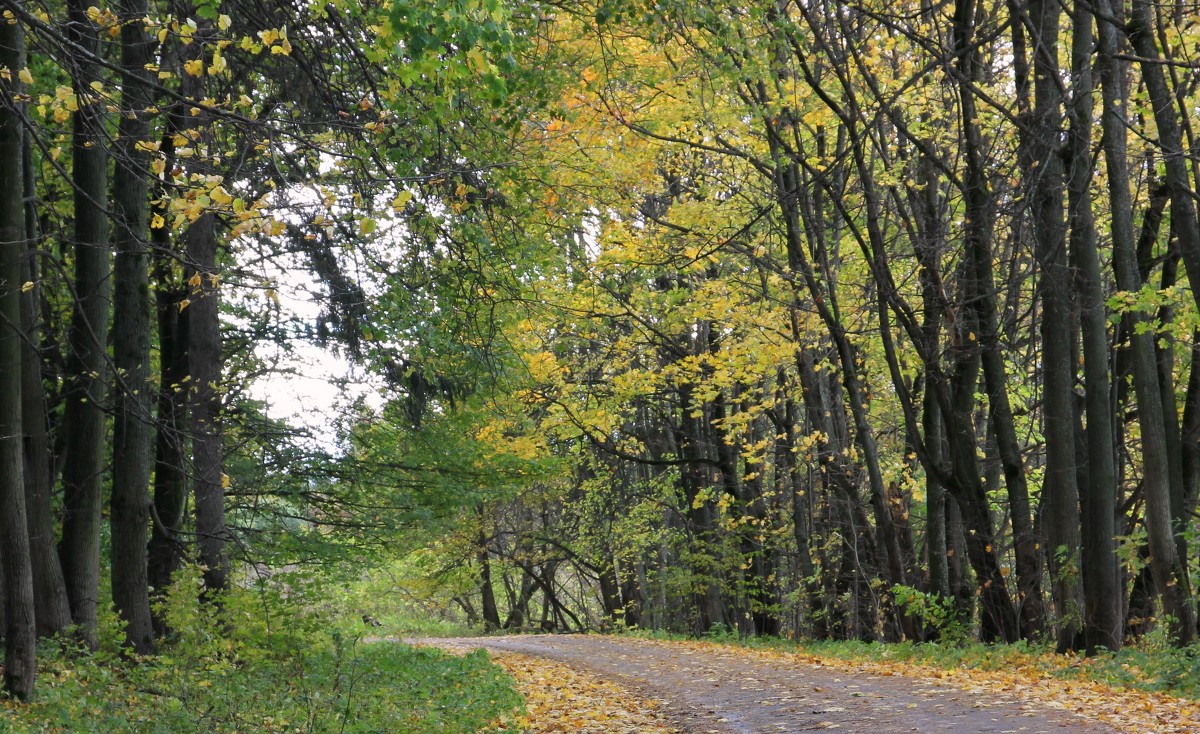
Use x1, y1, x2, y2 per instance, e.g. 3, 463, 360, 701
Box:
4, 0, 1200, 727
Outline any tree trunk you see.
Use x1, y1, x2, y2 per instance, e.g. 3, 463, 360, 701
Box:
20, 112, 72, 638
187, 213, 229, 596
1128, 0, 1200, 615
479, 550, 500, 631
148, 129, 188, 628
0, 9, 37, 695
1126, 0, 1200, 325
58, 0, 111, 647
1096, 0, 1195, 645
946, 0, 1020, 643
1066, 0, 1121, 654
109, 0, 157, 653
1025, 0, 1083, 650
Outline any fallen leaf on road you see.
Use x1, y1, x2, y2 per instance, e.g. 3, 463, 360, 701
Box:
487, 651, 682, 733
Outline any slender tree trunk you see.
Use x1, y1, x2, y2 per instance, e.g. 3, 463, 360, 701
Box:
911, 144, 951, 606
0, 9, 37, 695
147, 131, 186, 634
1155, 253, 1188, 585
187, 213, 229, 595
741, 404, 781, 636
1096, 0, 1195, 645
1126, 0, 1200, 324
1025, 0, 1084, 650
1066, 0, 1121, 654
58, 0, 110, 647
148, 279, 188, 626
21, 131, 71, 638
923, 383, 949, 602
109, 0, 157, 653
1128, 0, 1200, 610
1182, 337, 1200, 516
945, 0, 1020, 642
676, 381, 726, 633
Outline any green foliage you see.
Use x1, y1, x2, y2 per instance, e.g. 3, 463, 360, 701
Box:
890, 585, 970, 644
323, 553, 485, 636
0, 567, 522, 733
702, 622, 738, 642
389, 0, 518, 106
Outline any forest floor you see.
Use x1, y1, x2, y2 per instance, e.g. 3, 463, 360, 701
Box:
412, 635, 1198, 733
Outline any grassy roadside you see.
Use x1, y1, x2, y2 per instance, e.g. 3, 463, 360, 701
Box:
0, 582, 522, 734
623, 625, 1200, 699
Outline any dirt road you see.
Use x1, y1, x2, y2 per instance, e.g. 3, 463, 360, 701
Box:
422, 635, 1119, 734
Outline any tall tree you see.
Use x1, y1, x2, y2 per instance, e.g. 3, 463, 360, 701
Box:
1095, 0, 1195, 646
21, 98, 72, 638
1065, 1, 1121, 653
58, 0, 111, 647
1023, 0, 1083, 650
0, 2, 37, 697
108, 0, 157, 653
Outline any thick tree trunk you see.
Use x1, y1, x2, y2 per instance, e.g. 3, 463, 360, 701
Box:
109, 0, 157, 653
0, 10, 37, 695
58, 0, 110, 647
479, 546, 501, 631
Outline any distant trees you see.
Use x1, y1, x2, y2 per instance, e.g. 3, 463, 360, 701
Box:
383, 0, 1200, 654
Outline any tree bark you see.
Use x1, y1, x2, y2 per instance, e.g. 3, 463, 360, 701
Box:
479, 551, 501, 631
1025, 0, 1083, 650
1096, 0, 1195, 645
147, 129, 186, 634
109, 0, 157, 653
1065, 0, 1121, 654
948, 0, 1020, 642
0, 8, 37, 695
58, 0, 110, 647
21, 129, 71, 638
187, 212, 229, 596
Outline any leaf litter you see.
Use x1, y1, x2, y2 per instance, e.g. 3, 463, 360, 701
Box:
419, 636, 1198, 734
422, 638, 679, 733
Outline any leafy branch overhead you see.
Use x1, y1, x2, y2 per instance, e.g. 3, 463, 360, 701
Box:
5, 0, 1200, 725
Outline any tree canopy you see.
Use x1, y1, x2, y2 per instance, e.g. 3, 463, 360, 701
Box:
4, 0, 1200, 702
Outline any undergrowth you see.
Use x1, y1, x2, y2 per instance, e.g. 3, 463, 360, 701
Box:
0, 566, 522, 733
783, 637, 1200, 699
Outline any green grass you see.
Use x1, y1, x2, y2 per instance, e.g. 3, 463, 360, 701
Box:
0, 574, 523, 734
0, 636, 522, 734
